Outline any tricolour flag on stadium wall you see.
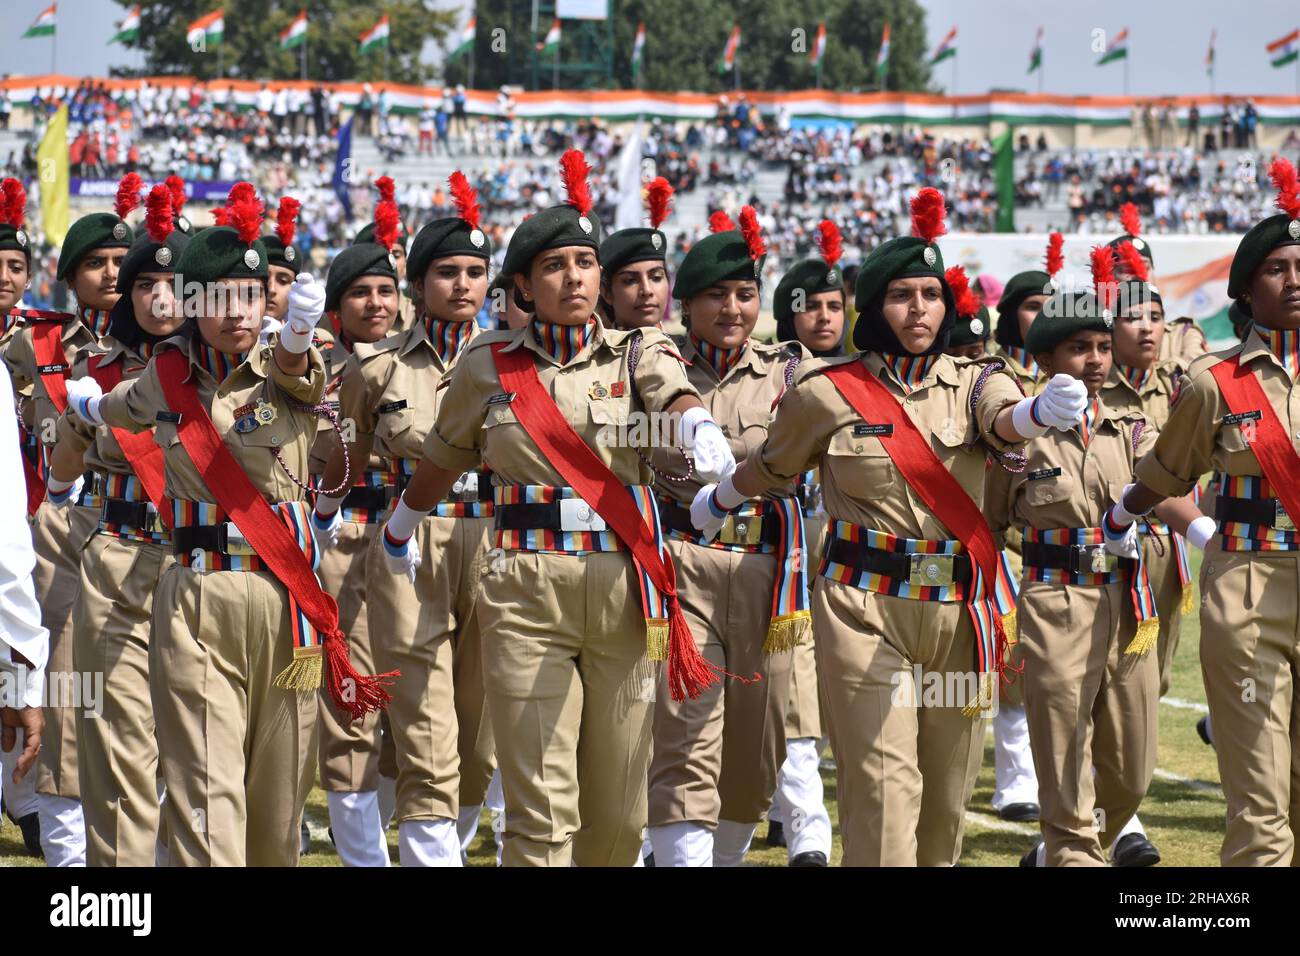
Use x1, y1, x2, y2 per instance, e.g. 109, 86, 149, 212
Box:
876, 24, 891, 79
23, 3, 56, 38
1028, 26, 1043, 74
632, 21, 646, 75
540, 19, 561, 57
1268, 29, 1299, 68
359, 14, 390, 54
280, 9, 307, 50
112, 5, 140, 45
452, 16, 475, 59
810, 23, 826, 68
186, 9, 224, 47
719, 25, 740, 73
929, 26, 957, 66
1097, 27, 1128, 66
1207, 29, 1216, 77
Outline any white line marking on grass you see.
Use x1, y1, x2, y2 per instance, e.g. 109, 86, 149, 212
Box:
964, 811, 1038, 836
1161, 696, 1209, 714
1152, 768, 1222, 795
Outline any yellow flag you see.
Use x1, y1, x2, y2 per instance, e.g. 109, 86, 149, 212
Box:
36, 104, 69, 247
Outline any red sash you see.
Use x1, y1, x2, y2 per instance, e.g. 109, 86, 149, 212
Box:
88, 353, 173, 529
491, 341, 724, 701
822, 359, 1009, 684
1208, 355, 1300, 525
19, 423, 43, 517
21, 310, 75, 514
155, 349, 393, 718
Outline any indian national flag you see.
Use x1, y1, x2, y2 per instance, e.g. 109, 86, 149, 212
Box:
631, 21, 646, 74
1028, 26, 1043, 74
186, 9, 224, 47
929, 26, 957, 66
23, 3, 56, 38
809, 22, 826, 68
876, 23, 891, 78
112, 4, 140, 44
1268, 29, 1299, 68
540, 19, 561, 57
1097, 27, 1128, 66
279, 9, 307, 50
452, 17, 475, 59
1206, 29, 1216, 77
719, 25, 740, 73
359, 14, 389, 54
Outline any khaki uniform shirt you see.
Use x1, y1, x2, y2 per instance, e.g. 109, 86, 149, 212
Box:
424, 321, 699, 487
56, 336, 156, 476
992, 345, 1042, 396
1159, 317, 1208, 369
750, 352, 1023, 539
3, 316, 99, 441
1099, 361, 1182, 433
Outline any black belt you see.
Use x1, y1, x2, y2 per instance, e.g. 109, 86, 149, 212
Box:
172, 524, 242, 555
1215, 495, 1292, 529
1022, 541, 1132, 575
658, 498, 782, 548
102, 497, 156, 529
496, 501, 575, 531
341, 486, 389, 512
823, 535, 973, 584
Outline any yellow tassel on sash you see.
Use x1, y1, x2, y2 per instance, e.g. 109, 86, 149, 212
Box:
762, 610, 811, 654
1180, 585, 1195, 616
1001, 609, 1018, 647
1123, 616, 1160, 656
961, 671, 997, 719
274, 644, 324, 692
645, 618, 669, 662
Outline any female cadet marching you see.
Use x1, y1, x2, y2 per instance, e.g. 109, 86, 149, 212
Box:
758, 219, 848, 867
597, 177, 674, 332
313, 172, 496, 866
45, 183, 190, 866
1104, 158, 1300, 866
66, 183, 389, 866
2, 174, 138, 865
386, 149, 736, 867
354, 177, 414, 331
689, 188, 1090, 866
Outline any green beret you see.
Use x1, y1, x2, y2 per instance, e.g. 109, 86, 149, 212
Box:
853, 236, 948, 314
57, 212, 133, 281
325, 242, 398, 312
672, 231, 762, 300
774, 258, 844, 340
115, 228, 191, 293
1227, 213, 1300, 300
174, 226, 268, 289
1106, 234, 1155, 271
407, 216, 492, 286
600, 227, 667, 279
994, 270, 1055, 348
1025, 291, 1112, 354
354, 219, 411, 250
501, 204, 601, 278
262, 234, 303, 273
949, 304, 992, 347
0, 222, 33, 263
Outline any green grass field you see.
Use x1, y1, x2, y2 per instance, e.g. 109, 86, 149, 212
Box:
1, 554, 1226, 867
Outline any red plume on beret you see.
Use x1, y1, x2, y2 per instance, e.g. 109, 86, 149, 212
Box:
909, 187, 947, 245
211, 206, 230, 226
114, 172, 144, 220
374, 199, 400, 253
1269, 155, 1300, 221
739, 205, 766, 262
226, 187, 265, 247
144, 185, 174, 245
816, 219, 842, 268
275, 197, 301, 249
1119, 202, 1142, 239
1115, 239, 1149, 282
1090, 244, 1118, 313
449, 171, 481, 231
1044, 231, 1064, 278
0, 178, 26, 229
164, 175, 187, 215
945, 265, 980, 319
646, 177, 673, 229
559, 149, 593, 216
708, 210, 736, 233
375, 175, 396, 205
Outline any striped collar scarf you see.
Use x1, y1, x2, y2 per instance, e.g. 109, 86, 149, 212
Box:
195, 342, 247, 384
1077, 396, 1102, 446
78, 305, 113, 338
1118, 363, 1153, 392
1003, 345, 1039, 379
531, 317, 595, 366
134, 339, 157, 364
2, 308, 19, 336
426, 316, 475, 365
691, 334, 747, 380
882, 353, 938, 394
1255, 325, 1300, 380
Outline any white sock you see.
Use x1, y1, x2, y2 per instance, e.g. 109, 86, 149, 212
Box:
398, 818, 464, 867
327, 790, 390, 867
712, 819, 758, 868
1115, 812, 1147, 846
485, 768, 505, 867
377, 774, 397, 831
992, 705, 1040, 811
647, 821, 713, 867
38, 795, 86, 867
773, 737, 832, 859
457, 803, 482, 855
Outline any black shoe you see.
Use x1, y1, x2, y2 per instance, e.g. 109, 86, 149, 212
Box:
300, 821, 312, 856
1196, 715, 1214, 747
789, 850, 828, 867
1019, 841, 1043, 867
765, 820, 786, 848
14, 812, 43, 858
1112, 833, 1160, 867
643, 851, 655, 868
327, 826, 335, 847
998, 802, 1041, 822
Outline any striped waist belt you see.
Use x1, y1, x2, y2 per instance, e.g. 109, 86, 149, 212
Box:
818, 521, 974, 601
172, 499, 317, 572
1214, 475, 1298, 551
493, 484, 640, 553
328, 463, 493, 522
78, 470, 170, 544
658, 496, 779, 552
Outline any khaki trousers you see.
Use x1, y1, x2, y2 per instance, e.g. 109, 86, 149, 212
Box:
1199, 549, 1300, 866
365, 514, 494, 823
151, 565, 319, 866
648, 541, 793, 827
812, 576, 985, 866
477, 549, 656, 866
1142, 531, 1187, 698
787, 514, 825, 739
1019, 579, 1158, 866
74, 531, 173, 866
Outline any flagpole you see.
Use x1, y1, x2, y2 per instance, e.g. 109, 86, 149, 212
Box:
51, 23, 57, 75
469, 45, 476, 92
301, 28, 307, 81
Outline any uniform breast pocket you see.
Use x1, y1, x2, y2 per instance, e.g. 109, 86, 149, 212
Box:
235, 412, 295, 452
1217, 420, 1260, 474
1024, 469, 1074, 508
376, 403, 415, 444
825, 424, 896, 497
734, 405, 771, 461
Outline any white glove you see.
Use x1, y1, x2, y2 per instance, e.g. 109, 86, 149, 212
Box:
681, 406, 736, 483
66, 376, 104, 426
381, 495, 425, 584
1011, 373, 1089, 436
310, 502, 343, 551
280, 273, 326, 354
46, 473, 84, 509
689, 474, 747, 543
1185, 515, 1217, 551
257, 314, 283, 346
1102, 484, 1147, 559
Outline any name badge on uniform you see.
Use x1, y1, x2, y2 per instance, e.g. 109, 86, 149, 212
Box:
1222, 410, 1261, 427
853, 423, 893, 437
1028, 467, 1062, 481
378, 399, 408, 414
485, 392, 516, 406
155, 411, 181, 424
588, 383, 610, 401
37, 363, 69, 375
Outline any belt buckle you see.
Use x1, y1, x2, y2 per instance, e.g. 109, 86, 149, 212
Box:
451, 470, 479, 502
908, 553, 955, 587
1082, 545, 1117, 574
719, 514, 763, 546
144, 501, 164, 534
1275, 501, 1296, 532
224, 521, 256, 556
558, 497, 606, 532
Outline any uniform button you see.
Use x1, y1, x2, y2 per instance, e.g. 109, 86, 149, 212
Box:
854, 444, 864, 453
1044, 493, 1053, 501
495, 410, 505, 423
271, 436, 280, 445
